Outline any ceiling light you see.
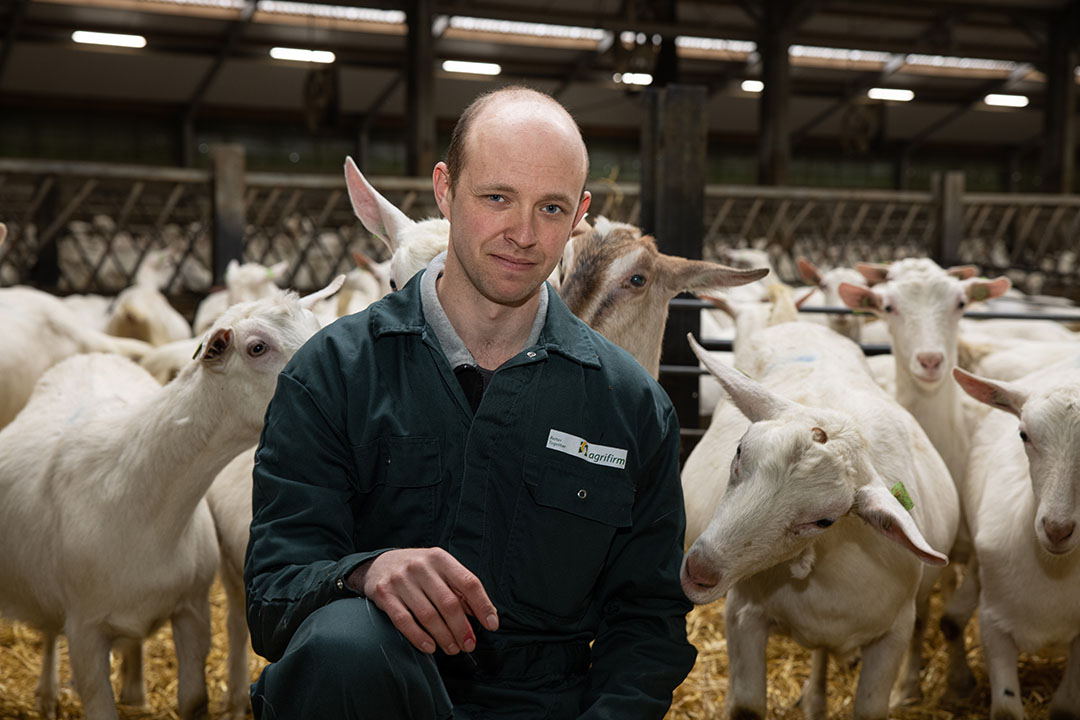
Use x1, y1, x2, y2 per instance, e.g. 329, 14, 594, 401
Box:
613, 72, 652, 86
868, 87, 914, 102
984, 93, 1029, 108
741, 79, 764, 92
269, 47, 335, 63
72, 30, 147, 48
442, 60, 501, 75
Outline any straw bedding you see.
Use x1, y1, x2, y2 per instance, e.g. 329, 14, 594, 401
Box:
0, 579, 1063, 719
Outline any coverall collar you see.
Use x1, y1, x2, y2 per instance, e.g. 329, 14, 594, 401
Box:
419, 251, 548, 371
369, 263, 601, 370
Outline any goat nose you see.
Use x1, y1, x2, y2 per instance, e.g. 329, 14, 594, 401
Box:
684, 553, 720, 589
916, 352, 943, 371
1043, 518, 1076, 545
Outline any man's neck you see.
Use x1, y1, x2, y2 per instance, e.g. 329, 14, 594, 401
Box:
436, 262, 540, 370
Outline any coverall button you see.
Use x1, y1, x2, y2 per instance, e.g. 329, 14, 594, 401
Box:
577, 489, 587, 500
336, 578, 345, 591
527, 351, 537, 358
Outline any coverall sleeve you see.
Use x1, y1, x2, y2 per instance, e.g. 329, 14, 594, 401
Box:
578, 405, 697, 720
244, 370, 390, 663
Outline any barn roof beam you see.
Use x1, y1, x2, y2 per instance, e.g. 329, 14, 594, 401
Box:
0, 0, 30, 85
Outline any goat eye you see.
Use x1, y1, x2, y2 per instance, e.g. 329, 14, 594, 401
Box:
815, 518, 834, 528
735, 442, 742, 458
1019, 429, 1029, 443
248, 341, 268, 357
628, 274, 646, 288
884, 304, 894, 313
957, 299, 967, 310
389, 278, 398, 292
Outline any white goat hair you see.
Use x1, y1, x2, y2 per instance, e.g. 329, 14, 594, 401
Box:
837, 257, 1010, 694
953, 363, 1080, 720
0, 286, 152, 429
192, 259, 289, 335
0, 281, 338, 720
105, 283, 192, 347
312, 258, 387, 326
61, 293, 113, 332
959, 336, 1080, 382
139, 337, 203, 385
557, 218, 768, 378
681, 322, 958, 720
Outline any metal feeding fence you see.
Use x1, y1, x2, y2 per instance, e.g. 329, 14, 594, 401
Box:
2, 156, 1079, 299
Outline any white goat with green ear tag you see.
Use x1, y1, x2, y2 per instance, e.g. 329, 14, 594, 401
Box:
681, 318, 958, 720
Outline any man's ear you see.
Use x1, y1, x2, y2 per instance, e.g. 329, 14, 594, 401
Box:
433, 162, 453, 222
572, 191, 592, 230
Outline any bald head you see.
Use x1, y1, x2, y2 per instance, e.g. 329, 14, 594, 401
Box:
444, 86, 590, 195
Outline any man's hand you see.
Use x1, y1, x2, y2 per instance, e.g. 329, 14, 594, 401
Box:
348, 548, 499, 655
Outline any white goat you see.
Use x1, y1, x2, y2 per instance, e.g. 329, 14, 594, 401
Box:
797, 256, 870, 341
104, 282, 192, 347
959, 336, 1080, 382
0, 279, 340, 720
953, 364, 1080, 719
837, 257, 1010, 694
192, 259, 289, 335
681, 323, 957, 719
0, 286, 152, 429
344, 156, 451, 293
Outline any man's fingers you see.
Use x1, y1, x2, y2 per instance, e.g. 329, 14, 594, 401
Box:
438, 557, 500, 632
375, 593, 438, 654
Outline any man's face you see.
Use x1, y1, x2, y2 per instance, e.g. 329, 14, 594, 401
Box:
434, 102, 590, 307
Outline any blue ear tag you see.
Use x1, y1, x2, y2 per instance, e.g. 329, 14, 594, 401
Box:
891, 481, 914, 512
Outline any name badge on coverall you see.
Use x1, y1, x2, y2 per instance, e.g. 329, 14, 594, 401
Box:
546, 429, 628, 469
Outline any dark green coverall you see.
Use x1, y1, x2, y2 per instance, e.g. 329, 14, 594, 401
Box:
244, 270, 696, 719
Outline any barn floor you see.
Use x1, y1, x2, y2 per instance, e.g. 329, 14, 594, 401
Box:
0, 578, 1064, 719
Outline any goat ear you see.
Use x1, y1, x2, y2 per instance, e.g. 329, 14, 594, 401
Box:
797, 257, 822, 286
0, 222, 7, 246
964, 275, 1010, 303
268, 260, 289, 281
344, 156, 415, 253
300, 274, 346, 309
952, 368, 1027, 418
853, 482, 948, 566
856, 262, 890, 286
669, 258, 769, 293
946, 264, 979, 280
198, 328, 233, 364
352, 250, 375, 271
838, 282, 882, 313
795, 287, 817, 308
226, 259, 240, 278
687, 333, 799, 422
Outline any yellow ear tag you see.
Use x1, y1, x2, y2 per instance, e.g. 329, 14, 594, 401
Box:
891, 481, 914, 512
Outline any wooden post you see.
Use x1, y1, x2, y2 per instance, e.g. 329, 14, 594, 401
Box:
210, 144, 246, 286
758, 1, 793, 185
932, 170, 964, 266
1041, 15, 1078, 194
406, 0, 436, 177
641, 85, 706, 461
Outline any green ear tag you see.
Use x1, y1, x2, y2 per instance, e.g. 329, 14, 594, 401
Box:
891, 481, 914, 512
971, 285, 989, 301
860, 295, 875, 309
192, 342, 204, 360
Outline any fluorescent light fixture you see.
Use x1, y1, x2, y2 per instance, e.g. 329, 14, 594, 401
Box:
868, 87, 914, 102
448, 16, 604, 41
442, 60, 501, 75
258, 1, 404, 23
613, 72, 652, 86
984, 93, 1029, 108
741, 79, 764, 92
270, 47, 335, 63
72, 30, 147, 48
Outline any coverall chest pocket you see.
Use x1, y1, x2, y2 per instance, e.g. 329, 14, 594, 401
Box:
501, 453, 634, 623
350, 437, 443, 547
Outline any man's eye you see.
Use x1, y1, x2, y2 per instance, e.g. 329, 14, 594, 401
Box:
542, 204, 562, 214
487, 194, 505, 203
